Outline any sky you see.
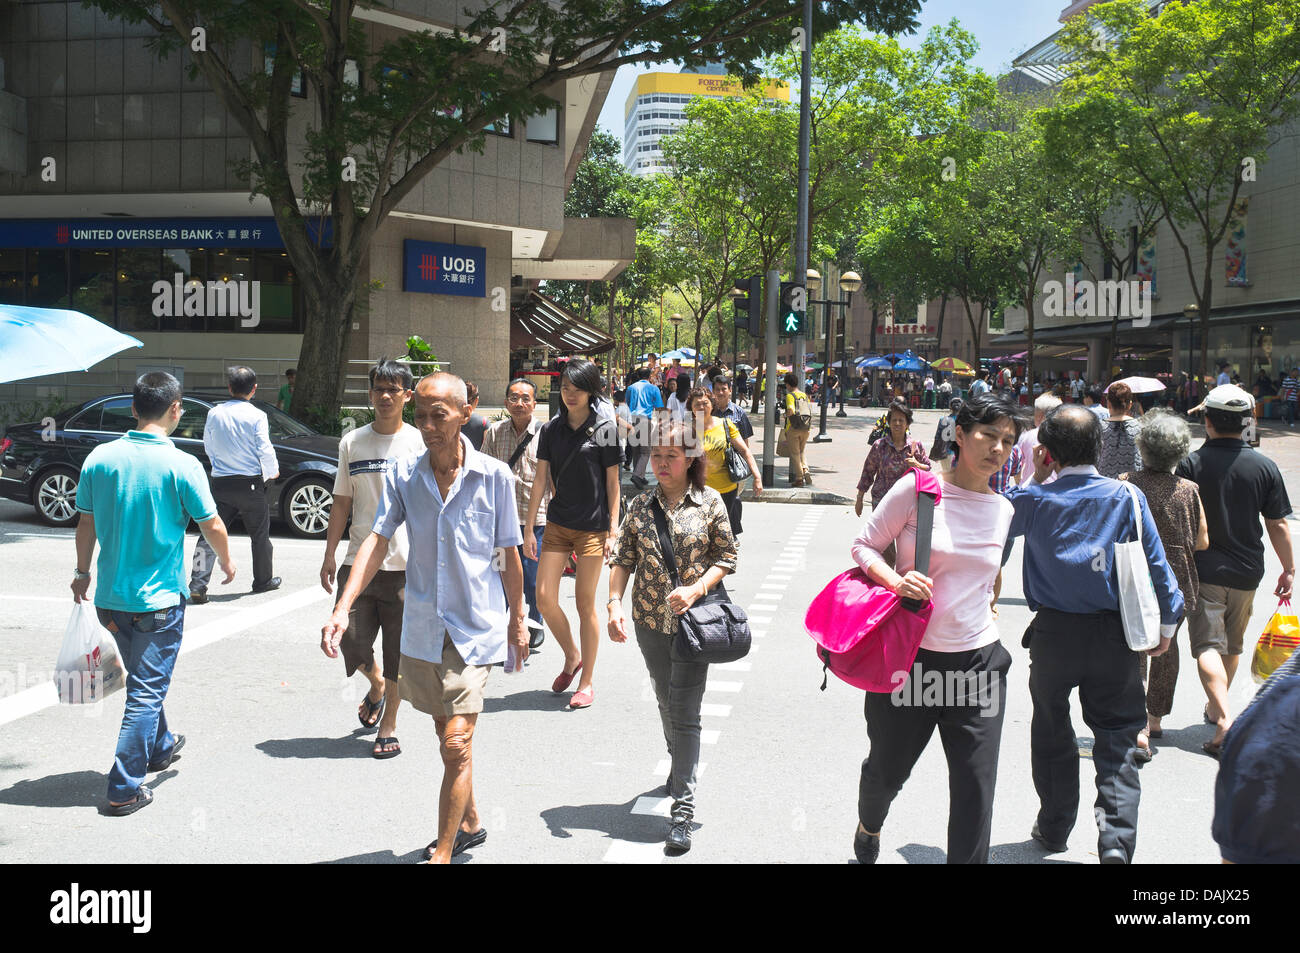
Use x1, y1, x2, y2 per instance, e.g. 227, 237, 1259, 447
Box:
595, 1, 1072, 137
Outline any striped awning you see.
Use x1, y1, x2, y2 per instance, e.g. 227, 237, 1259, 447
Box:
510, 291, 615, 355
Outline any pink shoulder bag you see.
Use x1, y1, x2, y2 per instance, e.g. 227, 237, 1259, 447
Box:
804, 468, 942, 692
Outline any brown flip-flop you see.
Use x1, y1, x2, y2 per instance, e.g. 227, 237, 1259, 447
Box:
1202, 740, 1223, 760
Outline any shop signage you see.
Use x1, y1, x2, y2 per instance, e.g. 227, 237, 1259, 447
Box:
0, 218, 309, 249
402, 240, 486, 297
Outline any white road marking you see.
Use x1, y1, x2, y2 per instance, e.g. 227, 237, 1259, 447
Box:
747, 615, 773, 625
631, 796, 673, 817
700, 703, 732, 717
701, 730, 720, 744
750, 630, 767, 638
766, 574, 794, 581
0, 585, 332, 728
4, 531, 74, 538
712, 660, 751, 672
760, 582, 788, 590
603, 840, 665, 864
706, 680, 743, 693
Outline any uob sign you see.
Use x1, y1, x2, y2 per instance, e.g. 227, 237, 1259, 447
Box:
403, 240, 487, 298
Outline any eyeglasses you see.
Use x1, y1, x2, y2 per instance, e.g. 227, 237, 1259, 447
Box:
371, 387, 407, 397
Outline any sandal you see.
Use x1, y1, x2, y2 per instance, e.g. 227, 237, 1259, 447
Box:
147, 733, 186, 772
107, 786, 154, 817
1202, 740, 1223, 760
358, 692, 385, 729
373, 736, 401, 759
1135, 729, 1154, 763
423, 827, 488, 861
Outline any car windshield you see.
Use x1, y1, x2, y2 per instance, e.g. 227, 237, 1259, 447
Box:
250, 400, 316, 438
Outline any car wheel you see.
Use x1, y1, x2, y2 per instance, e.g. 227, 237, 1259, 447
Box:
284, 476, 333, 539
35, 466, 81, 527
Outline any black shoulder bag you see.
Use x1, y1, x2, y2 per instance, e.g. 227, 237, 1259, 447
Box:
721, 419, 751, 484
649, 497, 750, 664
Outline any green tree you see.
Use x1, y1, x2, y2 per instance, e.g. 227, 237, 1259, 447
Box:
86, 0, 924, 419
1049, 0, 1300, 383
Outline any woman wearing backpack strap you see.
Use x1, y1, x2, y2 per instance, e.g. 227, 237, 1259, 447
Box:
848, 392, 1024, 864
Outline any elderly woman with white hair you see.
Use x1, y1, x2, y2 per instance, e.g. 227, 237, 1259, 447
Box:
1121, 409, 1209, 759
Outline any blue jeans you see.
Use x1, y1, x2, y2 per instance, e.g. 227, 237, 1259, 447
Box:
519, 525, 545, 626
97, 601, 185, 802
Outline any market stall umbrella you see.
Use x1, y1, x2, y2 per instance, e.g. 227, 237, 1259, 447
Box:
893, 350, 929, 372
1109, 376, 1166, 395
857, 356, 895, 370
0, 305, 143, 384
735, 363, 754, 372
930, 356, 974, 374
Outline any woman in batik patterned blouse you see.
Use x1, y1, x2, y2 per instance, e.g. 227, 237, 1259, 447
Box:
607, 418, 738, 855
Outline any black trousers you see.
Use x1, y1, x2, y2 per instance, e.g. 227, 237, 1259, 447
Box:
1028, 608, 1145, 861
190, 475, 274, 590
859, 641, 1012, 864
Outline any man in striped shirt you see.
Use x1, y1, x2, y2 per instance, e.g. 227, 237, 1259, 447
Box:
1280, 370, 1298, 427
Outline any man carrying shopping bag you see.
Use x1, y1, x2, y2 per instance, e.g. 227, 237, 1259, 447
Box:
72, 372, 236, 816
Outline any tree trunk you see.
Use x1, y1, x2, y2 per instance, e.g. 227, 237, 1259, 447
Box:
961, 297, 982, 368
1199, 265, 1215, 387
1023, 290, 1035, 403
288, 279, 358, 432
935, 293, 948, 358
868, 303, 879, 353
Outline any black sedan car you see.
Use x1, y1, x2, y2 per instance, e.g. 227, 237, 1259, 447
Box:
0, 393, 340, 538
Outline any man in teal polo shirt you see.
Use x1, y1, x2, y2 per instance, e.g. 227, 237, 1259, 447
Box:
72, 372, 237, 816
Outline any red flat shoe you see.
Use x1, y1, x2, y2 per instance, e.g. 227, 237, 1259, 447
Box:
552, 660, 583, 693
568, 688, 594, 709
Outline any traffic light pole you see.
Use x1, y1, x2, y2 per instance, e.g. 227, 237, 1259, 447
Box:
813, 291, 834, 442
762, 268, 779, 488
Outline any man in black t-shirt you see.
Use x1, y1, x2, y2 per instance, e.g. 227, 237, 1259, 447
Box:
1176, 385, 1295, 758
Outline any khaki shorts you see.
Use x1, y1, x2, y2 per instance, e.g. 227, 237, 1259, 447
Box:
398, 633, 490, 719
1187, 583, 1255, 658
541, 521, 607, 557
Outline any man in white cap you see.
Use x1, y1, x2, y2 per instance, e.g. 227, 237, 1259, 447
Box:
1177, 384, 1294, 758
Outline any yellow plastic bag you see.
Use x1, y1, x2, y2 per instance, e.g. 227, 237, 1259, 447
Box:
1251, 599, 1300, 684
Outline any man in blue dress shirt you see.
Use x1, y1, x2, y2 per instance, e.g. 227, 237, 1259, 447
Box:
1006, 404, 1184, 864
322, 373, 528, 864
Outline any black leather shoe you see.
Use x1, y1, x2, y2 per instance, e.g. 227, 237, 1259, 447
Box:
666, 818, 692, 854
1100, 847, 1128, 865
527, 620, 545, 650
251, 577, 282, 594
854, 828, 880, 864
1031, 822, 1068, 853
188, 590, 208, 605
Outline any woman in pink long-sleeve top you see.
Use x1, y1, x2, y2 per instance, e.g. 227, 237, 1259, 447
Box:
848, 391, 1025, 866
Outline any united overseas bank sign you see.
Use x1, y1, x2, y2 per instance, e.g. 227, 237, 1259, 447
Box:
0, 217, 332, 248
403, 240, 486, 297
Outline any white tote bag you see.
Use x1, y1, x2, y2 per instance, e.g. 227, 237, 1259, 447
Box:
1114, 482, 1162, 652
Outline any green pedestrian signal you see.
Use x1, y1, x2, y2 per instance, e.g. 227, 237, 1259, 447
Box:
779, 281, 807, 338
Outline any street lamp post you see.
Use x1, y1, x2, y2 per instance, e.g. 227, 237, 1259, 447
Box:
670, 312, 682, 351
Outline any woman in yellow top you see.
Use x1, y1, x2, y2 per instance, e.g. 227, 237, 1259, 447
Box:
687, 387, 762, 536
783, 371, 812, 487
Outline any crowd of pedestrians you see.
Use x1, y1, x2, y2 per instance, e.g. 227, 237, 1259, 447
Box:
63, 353, 1298, 865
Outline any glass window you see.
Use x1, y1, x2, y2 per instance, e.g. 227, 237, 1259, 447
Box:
0, 249, 22, 306
208, 249, 254, 332
526, 106, 559, 144
254, 250, 299, 333
117, 248, 164, 332
99, 398, 137, 433
26, 250, 69, 309
252, 399, 314, 436
71, 250, 116, 323
66, 404, 100, 430
174, 399, 209, 441
157, 248, 205, 332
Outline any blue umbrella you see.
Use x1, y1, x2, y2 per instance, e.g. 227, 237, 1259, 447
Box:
0, 305, 143, 384
857, 356, 895, 370
892, 349, 929, 372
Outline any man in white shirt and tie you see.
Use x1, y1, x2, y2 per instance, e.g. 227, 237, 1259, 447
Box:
190, 366, 281, 601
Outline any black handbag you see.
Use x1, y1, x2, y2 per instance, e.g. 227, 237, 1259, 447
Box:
722, 420, 751, 484
649, 497, 751, 664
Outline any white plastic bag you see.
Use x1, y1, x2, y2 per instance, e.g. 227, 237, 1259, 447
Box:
1114, 482, 1162, 652
54, 603, 126, 704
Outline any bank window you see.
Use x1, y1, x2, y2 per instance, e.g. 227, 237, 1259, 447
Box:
26, 249, 69, 310
0, 249, 23, 306
117, 248, 164, 332
254, 250, 299, 334
207, 250, 253, 332
71, 249, 115, 321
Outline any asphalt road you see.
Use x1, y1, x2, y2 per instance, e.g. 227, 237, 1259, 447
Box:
0, 493, 1270, 864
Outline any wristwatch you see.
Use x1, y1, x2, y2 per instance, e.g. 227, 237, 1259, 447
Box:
73, 568, 91, 580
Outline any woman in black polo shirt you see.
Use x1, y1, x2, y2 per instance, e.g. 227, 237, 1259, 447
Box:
524, 359, 622, 710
